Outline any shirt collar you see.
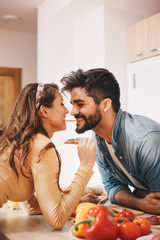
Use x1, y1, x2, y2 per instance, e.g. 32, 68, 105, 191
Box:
112, 108, 123, 147
95, 108, 123, 148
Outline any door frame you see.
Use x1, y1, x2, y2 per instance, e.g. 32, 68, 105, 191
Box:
0, 67, 21, 101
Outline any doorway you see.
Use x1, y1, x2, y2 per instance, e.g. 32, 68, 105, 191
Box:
0, 67, 21, 128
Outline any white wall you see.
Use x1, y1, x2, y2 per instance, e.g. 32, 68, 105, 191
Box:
74, 6, 105, 69
104, 8, 128, 110
0, 30, 37, 87
37, 0, 74, 83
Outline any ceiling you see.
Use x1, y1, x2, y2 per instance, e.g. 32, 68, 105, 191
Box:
0, 0, 45, 33
0, 0, 160, 33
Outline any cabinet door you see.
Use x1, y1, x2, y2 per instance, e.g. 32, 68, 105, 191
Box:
127, 19, 148, 62
0, 67, 21, 128
127, 24, 137, 62
0, 76, 15, 128
127, 56, 160, 123
148, 12, 160, 57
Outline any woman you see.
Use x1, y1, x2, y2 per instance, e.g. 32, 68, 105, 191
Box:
0, 83, 97, 229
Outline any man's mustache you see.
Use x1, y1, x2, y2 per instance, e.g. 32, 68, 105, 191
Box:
75, 114, 86, 119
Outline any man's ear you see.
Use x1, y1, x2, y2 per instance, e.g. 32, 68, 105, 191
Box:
101, 98, 112, 112
39, 105, 48, 118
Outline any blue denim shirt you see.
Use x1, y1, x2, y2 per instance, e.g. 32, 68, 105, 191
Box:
92, 109, 160, 204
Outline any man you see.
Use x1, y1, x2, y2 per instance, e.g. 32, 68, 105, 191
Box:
61, 68, 160, 214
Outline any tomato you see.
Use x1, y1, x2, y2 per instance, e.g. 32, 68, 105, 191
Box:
114, 216, 130, 226
151, 234, 160, 240
117, 210, 135, 220
133, 217, 151, 236
70, 209, 76, 218
118, 221, 141, 240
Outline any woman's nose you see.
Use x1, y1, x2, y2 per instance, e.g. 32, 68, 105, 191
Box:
65, 107, 69, 114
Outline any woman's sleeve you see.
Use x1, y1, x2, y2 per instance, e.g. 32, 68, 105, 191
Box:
20, 193, 42, 215
31, 147, 93, 229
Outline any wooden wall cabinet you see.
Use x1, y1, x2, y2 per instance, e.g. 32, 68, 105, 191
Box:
148, 12, 160, 58
127, 19, 148, 62
127, 12, 160, 62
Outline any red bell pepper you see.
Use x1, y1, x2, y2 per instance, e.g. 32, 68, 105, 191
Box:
74, 206, 119, 240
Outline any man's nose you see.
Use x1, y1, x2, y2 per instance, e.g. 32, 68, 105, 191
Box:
71, 106, 78, 116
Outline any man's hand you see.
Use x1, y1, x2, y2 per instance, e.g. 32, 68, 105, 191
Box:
138, 192, 160, 214
133, 188, 149, 198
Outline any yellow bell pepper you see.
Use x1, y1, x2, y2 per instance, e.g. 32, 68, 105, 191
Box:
73, 202, 97, 237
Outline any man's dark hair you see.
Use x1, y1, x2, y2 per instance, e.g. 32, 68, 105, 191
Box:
61, 68, 120, 112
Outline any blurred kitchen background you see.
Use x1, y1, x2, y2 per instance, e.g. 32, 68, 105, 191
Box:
0, 0, 160, 187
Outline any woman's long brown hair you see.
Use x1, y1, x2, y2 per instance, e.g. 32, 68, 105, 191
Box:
0, 83, 63, 191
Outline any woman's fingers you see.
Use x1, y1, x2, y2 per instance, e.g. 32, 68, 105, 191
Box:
65, 137, 96, 169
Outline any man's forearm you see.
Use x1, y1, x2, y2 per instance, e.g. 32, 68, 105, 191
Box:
114, 189, 142, 210
114, 189, 160, 214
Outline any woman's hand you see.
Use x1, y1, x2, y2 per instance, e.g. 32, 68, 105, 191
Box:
77, 138, 96, 169
80, 193, 100, 204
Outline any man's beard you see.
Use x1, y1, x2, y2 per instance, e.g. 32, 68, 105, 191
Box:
75, 107, 101, 134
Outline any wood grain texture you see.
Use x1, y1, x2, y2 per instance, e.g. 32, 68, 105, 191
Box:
0, 205, 71, 240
